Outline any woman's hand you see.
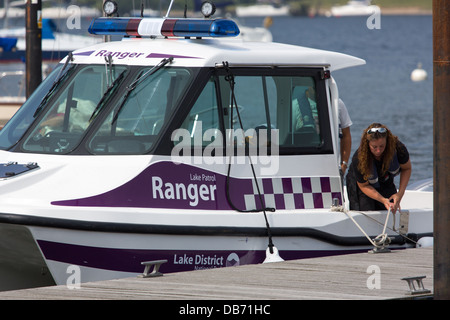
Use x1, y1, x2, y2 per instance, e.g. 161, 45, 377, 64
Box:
389, 193, 402, 213
381, 197, 395, 212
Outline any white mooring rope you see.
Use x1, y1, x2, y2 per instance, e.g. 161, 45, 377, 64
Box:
339, 207, 392, 248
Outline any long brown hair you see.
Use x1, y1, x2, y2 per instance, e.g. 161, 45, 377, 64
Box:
357, 123, 398, 181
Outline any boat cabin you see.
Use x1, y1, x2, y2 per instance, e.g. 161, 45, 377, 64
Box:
0, 15, 365, 212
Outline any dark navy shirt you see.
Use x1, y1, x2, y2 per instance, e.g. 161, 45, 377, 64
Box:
352, 140, 409, 189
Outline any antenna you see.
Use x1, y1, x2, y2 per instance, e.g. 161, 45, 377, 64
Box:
165, 0, 175, 18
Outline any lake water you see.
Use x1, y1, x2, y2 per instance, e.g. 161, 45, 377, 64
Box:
0, 14, 433, 184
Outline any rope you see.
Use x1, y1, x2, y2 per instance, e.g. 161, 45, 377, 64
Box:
342, 210, 382, 248
372, 207, 392, 247
356, 208, 418, 246
336, 205, 393, 248
337, 205, 418, 247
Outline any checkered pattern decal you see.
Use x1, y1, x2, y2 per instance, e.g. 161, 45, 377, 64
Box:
244, 177, 342, 210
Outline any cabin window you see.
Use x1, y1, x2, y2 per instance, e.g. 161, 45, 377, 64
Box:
220, 74, 322, 151
22, 65, 127, 153
88, 67, 193, 154
175, 78, 220, 148
172, 69, 328, 158
285, 77, 321, 148
222, 75, 277, 131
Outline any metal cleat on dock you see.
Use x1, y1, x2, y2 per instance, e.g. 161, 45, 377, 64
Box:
368, 246, 391, 254
401, 276, 431, 295
368, 234, 393, 254
139, 259, 168, 278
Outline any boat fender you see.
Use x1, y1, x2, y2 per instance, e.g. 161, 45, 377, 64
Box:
416, 237, 433, 248
263, 246, 284, 264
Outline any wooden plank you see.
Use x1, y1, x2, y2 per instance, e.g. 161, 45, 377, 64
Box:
0, 105, 20, 128
0, 247, 432, 300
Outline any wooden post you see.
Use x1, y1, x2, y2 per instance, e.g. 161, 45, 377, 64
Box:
433, 0, 450, 300
25, 0, 42, 98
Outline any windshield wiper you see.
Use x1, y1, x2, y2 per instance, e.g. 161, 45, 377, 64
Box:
111, 57, 174, 125
33, 52, 74, 118
89, 70, 126, 122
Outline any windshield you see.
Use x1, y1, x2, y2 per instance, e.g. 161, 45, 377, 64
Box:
1, 63, 327, 156
21, 64, 127, 153
87, 67, 192, 154
2, 61, 194, 155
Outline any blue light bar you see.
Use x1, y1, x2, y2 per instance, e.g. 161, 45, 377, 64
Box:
88, 17, 141, 36
88, 17, 240, 38
209, 19, 241, 37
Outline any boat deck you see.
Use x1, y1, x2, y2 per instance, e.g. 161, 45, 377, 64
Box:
0, 247, 433, 300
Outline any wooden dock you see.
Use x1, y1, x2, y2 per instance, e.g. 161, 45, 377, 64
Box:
0, 104, 20, 129
0, 247, 433, 300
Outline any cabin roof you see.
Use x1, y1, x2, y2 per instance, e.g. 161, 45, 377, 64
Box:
69, 37, 365, 71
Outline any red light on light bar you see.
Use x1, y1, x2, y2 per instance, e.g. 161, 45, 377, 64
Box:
161, 19, 177, 37
126, 18, 141, 36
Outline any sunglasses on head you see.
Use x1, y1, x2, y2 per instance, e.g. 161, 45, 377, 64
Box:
367, 127, 387, 134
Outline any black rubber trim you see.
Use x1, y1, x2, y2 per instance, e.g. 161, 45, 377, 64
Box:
0, 212, 431, 246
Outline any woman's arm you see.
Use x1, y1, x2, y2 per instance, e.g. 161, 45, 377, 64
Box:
389, 159, 412, 212
357, 181, 393, 211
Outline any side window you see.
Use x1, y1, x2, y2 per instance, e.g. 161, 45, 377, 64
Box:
220, 75, 277, 150
286, 77, 321, 147
220, 74, 321, 150
226, 76, 277, 132
173, 70, 328, 157
178, 78, 220, 147
292, 86, 318, 131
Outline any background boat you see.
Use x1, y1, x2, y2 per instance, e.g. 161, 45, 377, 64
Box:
235, 1, 290, 17
326, 0, 380, 17
0, 18, 102, 63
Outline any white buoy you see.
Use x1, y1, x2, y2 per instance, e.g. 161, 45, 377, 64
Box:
411, 63, 427, 82
263, 246, 284, 263
416, 237, 433, 248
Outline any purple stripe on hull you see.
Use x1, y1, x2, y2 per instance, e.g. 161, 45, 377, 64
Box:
38, 240, 263, 273
37, 240, 364, 274
51, 162, 342, 211
52, 162, 250, 211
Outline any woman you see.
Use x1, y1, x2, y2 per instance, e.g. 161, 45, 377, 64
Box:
346, 123, 412, 213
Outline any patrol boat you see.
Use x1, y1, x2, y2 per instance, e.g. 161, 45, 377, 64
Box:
0, 1, 432, 290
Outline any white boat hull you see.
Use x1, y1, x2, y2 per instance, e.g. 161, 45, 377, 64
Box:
0, 201, 432, 287
0, 151, 433, 288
